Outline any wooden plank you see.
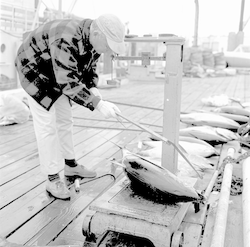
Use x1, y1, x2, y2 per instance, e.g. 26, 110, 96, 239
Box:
0, 125, 83, 155
179, 222, 202, 247
1, 164, 108, 238
0, 128, 141, 238
0, 141, 38, 168
49, 133, 148, 244
224, 195, 244, 247
0, 122, 34, 145
181, 77, 228, 112
0, 166, 43, 210
0, 133, 36, 155
243, 75, 250, 102
200, 194, 218, 247
0, 153, 39, 186
7, 169, 122, 245
0, 237, 80, 247
183, 204, 208, 226
0, 74, 249, 247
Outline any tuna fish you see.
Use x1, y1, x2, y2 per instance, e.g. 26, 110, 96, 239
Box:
215, 127, 239, 140
180, 112, 240, 129
138, 145, 213, 169
179, 136, 215, 149
179, 126, 228, 145
142, 140, 218, 158
215, 106, 250, 117
213, 112, 249, 124
122, 149, 202, 200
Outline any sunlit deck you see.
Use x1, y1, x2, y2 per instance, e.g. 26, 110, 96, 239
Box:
0, 74, 249, 246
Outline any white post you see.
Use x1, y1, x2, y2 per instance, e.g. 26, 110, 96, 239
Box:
117, 36, 185, 174
242, 156, 250, 247
210, 148, 235, 247
161, 44, 183, 173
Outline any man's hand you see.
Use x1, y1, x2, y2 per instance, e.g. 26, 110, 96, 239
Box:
96, 100, 121, 119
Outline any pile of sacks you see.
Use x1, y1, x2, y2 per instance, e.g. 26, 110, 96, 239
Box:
0, 93, 30, 126
183, 47, 235, 78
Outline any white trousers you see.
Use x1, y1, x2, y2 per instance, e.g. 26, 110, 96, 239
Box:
27, 94, 75, 175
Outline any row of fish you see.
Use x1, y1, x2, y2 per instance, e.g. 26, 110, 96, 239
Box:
138, 140, 215, 178
113, 105, 250, 202
180, 105, 250, 145
181, 105, 250, 128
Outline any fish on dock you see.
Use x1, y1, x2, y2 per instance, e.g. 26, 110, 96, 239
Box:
138, 144, 213, 174
142, 140, 219, 158
213, 112, 249, 124
215, 106, 250, 116
180, 112, 240, 130
121, 149, 203, 201
179, 126, 228, 145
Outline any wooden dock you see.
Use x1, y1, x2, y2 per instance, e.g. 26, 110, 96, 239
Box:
0, 74, 249, 247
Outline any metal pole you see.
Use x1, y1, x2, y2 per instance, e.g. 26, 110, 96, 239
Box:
239, 0, 245, 31
193, 0, 199, 47
210, 148, 235, 247
242, 156, 250, 247
58, 0, 63, 19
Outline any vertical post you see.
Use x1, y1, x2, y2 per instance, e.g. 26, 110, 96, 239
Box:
193, 0, 199, 47
210, 148, 234, 247
25, 8, 27, 31
11, 5, 14, 30
161, 44, 183, 173
239, 0, 245, 32
242, 156, 250, 247
58, 0, 63, 19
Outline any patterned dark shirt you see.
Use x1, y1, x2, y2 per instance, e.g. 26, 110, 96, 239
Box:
15, 18, 101, 111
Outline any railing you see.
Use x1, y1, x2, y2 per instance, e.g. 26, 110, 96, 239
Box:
0, 2, 41, 34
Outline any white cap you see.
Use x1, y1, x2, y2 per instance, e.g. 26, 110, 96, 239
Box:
96, 14, 125, 55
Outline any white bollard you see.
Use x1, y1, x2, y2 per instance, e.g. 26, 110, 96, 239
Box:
210, 148, 234, 247
242, 156, 250, 247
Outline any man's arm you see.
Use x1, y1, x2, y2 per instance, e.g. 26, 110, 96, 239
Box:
50, 38, 101, 110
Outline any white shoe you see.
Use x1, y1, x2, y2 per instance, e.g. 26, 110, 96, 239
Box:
64, 165, 97, 178
46, 179, 71, 200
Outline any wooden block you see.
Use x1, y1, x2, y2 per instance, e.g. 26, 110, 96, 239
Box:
200, 194, 218, 247
0, 237, 80, 247
183, 203, 208, 225
179, 222, 202, 247
224, 195, 244, 247
6, 175, 116, 245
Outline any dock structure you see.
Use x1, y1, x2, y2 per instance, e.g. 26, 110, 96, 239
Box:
0, 74, 250, 246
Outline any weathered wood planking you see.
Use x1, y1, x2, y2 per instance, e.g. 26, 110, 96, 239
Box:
5, 129, 146, 244
8, 174, 118, 245
0, 75, 249, 247
1, 103, 153, 243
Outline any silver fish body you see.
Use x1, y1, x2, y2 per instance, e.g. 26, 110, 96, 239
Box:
122, 151, 201, 200
142, 140, 218, 157
179, 126, 228, 143
214, 112, 249, 124
180, 112, 240, 129
217, 106, 250, 116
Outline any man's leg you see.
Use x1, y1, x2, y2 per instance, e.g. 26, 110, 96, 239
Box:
54, 95, 75, 160
27, 95, 70, 199
54, 95, 96, 178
